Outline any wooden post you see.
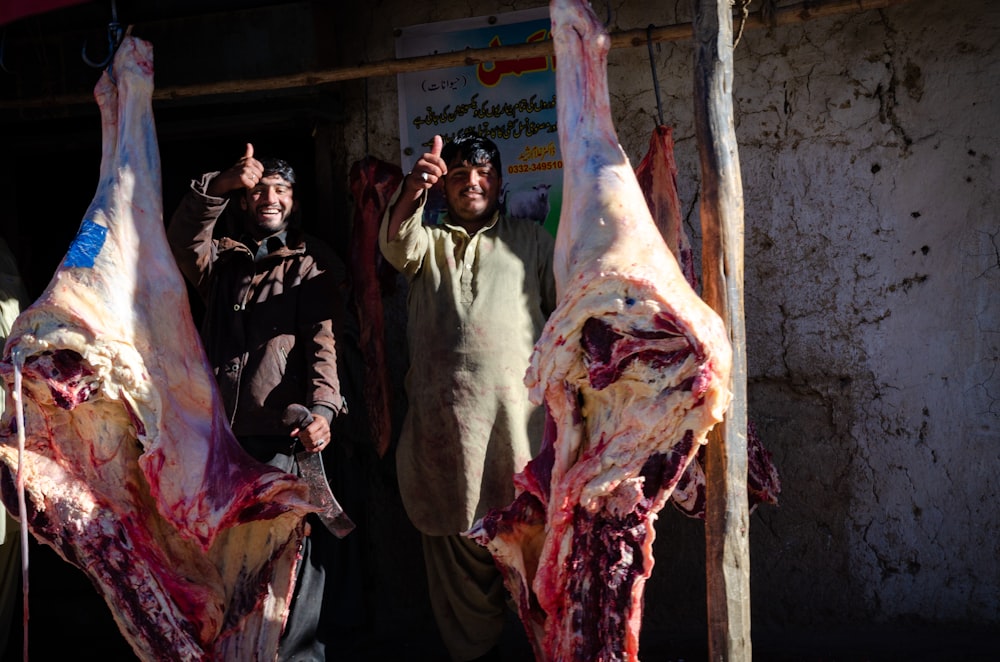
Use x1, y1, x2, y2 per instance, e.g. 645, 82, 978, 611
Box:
692, 1, 751, 660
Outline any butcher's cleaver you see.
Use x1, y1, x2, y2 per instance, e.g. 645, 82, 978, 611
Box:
282, 404, 356, 538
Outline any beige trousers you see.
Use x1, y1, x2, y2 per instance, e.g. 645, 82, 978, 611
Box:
421, 532, 506, 661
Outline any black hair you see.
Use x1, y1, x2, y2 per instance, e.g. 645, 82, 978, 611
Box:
260, 157, 296, 186
441, 134, 503, 173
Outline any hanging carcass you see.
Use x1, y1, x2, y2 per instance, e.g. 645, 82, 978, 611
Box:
0, 36, 314, 661
469, 1, 733, 660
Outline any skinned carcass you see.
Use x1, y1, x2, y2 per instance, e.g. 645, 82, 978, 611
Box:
0, 36, 315, 661
469, 1, 732, 661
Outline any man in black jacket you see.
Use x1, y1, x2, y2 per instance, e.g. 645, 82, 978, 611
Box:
167, 143, 352, 661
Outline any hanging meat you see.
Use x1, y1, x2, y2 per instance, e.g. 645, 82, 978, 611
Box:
469, 1, 733, 661
634, 126, 781, 519
348, 157, 403, 458
0, 36, 315, 661
635, 124, 698, 290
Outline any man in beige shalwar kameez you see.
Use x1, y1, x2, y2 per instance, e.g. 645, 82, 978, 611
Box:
380, 134, 555, 662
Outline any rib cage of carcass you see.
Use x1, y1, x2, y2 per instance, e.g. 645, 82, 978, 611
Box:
470, 1, 733, 661
0, 36, 315, 661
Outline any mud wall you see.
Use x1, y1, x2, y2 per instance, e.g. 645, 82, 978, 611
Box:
329, 0, 1000, 643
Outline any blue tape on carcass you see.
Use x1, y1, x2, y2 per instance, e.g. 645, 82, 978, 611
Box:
64, 219, 108, 268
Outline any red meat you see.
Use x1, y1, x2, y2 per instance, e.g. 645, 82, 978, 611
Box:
348, 157, 403, 458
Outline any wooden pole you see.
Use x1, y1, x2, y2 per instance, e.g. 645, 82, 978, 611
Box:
692, 0, 750, 660
0, 0, 910, 110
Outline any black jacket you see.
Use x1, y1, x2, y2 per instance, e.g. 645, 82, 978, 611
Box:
167, 172, 346, 438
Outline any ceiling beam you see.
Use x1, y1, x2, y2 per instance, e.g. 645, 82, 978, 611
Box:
0, 0, 909, 111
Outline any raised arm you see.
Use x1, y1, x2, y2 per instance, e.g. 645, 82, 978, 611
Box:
384, 135, 446, 241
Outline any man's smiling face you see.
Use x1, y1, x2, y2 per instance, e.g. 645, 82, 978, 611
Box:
443, 157, 501, 228
241, 175, 296, 239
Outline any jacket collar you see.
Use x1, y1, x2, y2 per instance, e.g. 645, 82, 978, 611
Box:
218, 227, 306, 260
243, 230, 288, 261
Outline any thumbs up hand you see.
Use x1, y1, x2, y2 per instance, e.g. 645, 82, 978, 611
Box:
408, 134, 447, 192
206, 142, 264, 196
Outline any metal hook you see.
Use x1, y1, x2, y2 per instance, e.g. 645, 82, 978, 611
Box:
646, 25, 665, 126
81, 0, 122, 69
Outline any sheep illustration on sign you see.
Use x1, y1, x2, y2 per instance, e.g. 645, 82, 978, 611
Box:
503, 182, 553, 225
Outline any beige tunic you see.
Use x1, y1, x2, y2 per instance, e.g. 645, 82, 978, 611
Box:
380, 190, 556, 535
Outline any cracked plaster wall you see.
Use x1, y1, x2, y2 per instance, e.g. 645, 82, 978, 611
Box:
333, 0, 999, 636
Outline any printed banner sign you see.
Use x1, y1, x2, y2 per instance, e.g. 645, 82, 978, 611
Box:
395, 8, 562, 235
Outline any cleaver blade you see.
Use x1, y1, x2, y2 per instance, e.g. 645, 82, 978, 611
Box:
295, 450, 356, 538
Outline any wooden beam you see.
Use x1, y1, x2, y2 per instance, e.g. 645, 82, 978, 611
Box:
0, 0, 910, 109
692, 0, 751, 659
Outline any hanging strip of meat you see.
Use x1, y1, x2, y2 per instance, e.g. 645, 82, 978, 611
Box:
469, 1, 733, 661
0, 36, 315, 661
634, 126, 781, 519
348, 157, 403, 458
635, 124, 698, 290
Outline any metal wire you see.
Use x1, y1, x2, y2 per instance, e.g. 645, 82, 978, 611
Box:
363, 77, 370, 155
646, 24, 665, 126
